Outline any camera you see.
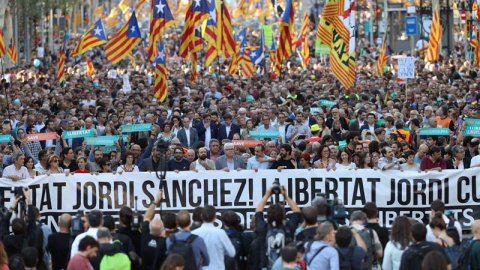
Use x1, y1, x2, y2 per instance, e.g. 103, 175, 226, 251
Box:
312, 193, 347, 225
272, 179, 281, 195
12, 187, 24, 200
71, 210, 85, 237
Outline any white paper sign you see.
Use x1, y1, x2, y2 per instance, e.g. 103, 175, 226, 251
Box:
398, 57, 415, 79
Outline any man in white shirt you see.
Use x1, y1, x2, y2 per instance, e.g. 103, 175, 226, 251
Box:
3, 153, 30, 180
190, 147, 216, 171
70, 210, 104, 258
276, 112, 289, 143
192, 205, 235, 270
426, 200, 462, 242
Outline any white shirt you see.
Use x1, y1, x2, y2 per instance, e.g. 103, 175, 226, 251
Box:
205, 123, 212, 147
192, 223, 235, 270
70, 228, 99, 258
277, 123, 287, 142
225, 125, 231, 138
3, 165, 29, 179
34, 122, 45, 132
184, 128, 191, 147
471, 155, 480, 167
35, 163, 47, 175
82, 99, 96, 106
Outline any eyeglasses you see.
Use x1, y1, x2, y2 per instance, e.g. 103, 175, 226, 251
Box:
52, 160, 59, 163
106, 163, 111, 166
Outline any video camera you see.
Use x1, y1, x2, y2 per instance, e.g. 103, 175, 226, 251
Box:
71, 210, 85, 237
313, 193, 347, 225
132, 196, 143, 231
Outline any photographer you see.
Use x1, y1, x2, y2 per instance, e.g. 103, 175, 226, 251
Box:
254, 184, 302, 269
2, 188, 42, 268
116, 206, 142, 254
70, 210, 104, 258
141, 189, 167, 270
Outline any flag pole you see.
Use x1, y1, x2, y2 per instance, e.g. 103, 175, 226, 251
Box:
0, 59, 10, 119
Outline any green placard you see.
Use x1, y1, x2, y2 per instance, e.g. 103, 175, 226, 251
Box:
98, 146, 117, 154
264, 25, 273, 47
465, 118, 480, 125
338, 140, 346, 150
85, 135, 129, 146
64, 129, 95, 139
320, 100, 337, 107
310, 107, 321, 113
419, 128, 450, 136
0, 135, 10, 143
249, 131, 279, 138
121, 123, 152, 133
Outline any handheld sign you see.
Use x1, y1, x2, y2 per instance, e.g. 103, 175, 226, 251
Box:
0, 135, 10, 143
320, 100, 337, 107
64, 129, 95, 139
397, 57, 415, 79
121, 124, 152, 133
27, 132, 57, 142
465, 118, 480, 137
232, 140, 263, 148
419, 128, 450, 136
249, 131, 279, 138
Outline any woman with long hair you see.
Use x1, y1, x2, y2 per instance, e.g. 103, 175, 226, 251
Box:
171, 116, 183, 137
335, 148, 356, 170
357, 152, 372, 169
316, 115, 331, 137
24, 156, 40, 178
382, 216, 412, 270
429, 212, 460, 270
313, 144, 335, 170
117, 151, 139, 173
241, 119, 255, 140
46, 154, 64, 175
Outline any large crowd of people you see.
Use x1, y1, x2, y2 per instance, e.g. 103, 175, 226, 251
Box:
0, 10, 479, 269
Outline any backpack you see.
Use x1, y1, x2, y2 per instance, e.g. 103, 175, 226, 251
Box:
336, 246, 354, 270
224, 230, 243, 270
265, 227, 286, 270
447, 218, 461, 246
169, 234, 199, 270
457, 239, 480, 270
304, 241, 327, 267
99, 252, 131, 270
354, 228, 376, 270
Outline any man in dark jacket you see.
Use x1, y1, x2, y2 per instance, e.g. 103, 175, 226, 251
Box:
91, 228, 131, 270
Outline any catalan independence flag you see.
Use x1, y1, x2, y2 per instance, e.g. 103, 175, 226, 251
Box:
204, 0, 222, 67
248, 28, 265, 66
425, 4, 442, 62
57, 39, 66, 84
376, 34, 388, 76
275, 0, 294, 74
179, 0, 210, 58
0, 29, 5, 58
155, 40, 168, 102
7, 38, 17, 63
105, 11, 142, 65
93, 5, 104, 16
71, 19, 107, 57
86, 56, 94, 76
148, 0, 174, 63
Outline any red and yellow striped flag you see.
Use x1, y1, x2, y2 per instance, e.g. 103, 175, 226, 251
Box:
0, 30, 5, 57
57, 39, 66, 83
148, 0, 175, 63
105, 12, 142, 64
275, 0, 295, 66
7, 38, 17, 64
425, 4, 442, 62
154, 40, 168, 102
376, 34, 387, 76
86, 56, 94, 76
179, 0, 210, 58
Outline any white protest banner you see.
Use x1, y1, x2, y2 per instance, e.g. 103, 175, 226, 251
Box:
397, 57, 415, 79
2, 169, 479, 231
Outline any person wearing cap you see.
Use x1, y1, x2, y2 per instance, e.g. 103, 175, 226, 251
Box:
309, 124, 322, 143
